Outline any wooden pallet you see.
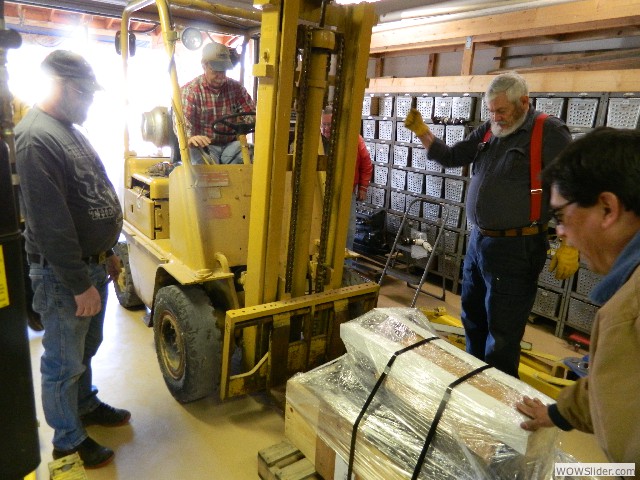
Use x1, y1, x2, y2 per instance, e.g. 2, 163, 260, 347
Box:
258, 440, 320, 480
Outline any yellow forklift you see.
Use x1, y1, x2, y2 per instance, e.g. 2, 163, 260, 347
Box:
115, 0, 378, 403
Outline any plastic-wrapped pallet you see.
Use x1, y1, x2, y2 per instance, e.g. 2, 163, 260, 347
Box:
285, 308, 558, 480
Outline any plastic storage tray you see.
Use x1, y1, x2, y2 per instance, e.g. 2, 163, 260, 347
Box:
425, 174, 443, 197
434, 96, 453, 118
566, 297, 599, 333
566, 97, 599, 128
380, 95, 394, 117
416, 96, 434, 119
406, 171, 424, 194
451, 96, 476, 121
533, 287, 562, 318
606, 97, 640, 129
411, 147, 428, 170
391, 169, 406, 189
378, 120, 394, 140
395, 95, 412, 119
373, 165, 388, 186
392, 145, 409, 167
535, 97, 566, 118
444, 178, 465, 203
375, 142, 390, 163
575, 267, 604, 296
445, 125, 466, 146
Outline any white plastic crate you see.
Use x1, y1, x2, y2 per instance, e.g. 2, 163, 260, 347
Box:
425, 174, 443, 197
575, 267, 604, 296
392, 145, 409, 167
443, 229, 459, 254
380, 95, 394, 117
538, 258, 565, 289
390, 191, 406, 212
535, 97, 565, 118
396, 123, 413, 143
373, 165, 388, 186
391, 169, 406, 189
406, 172, 424, 194
606, 97, 640, 129
375, 143, 390, 163
411, 147, 428, 170
445, 125, 466, 146
444, 166, 464, 176
480, 96, 490, 121
422, 202, 440, 222
532, 287, 561, 319
444, 178, 465, 202
566, 98, 599, 128
362, 119, 376, 139
395, 95, 412, 119
451, 96, 475, 121
405, 195, 422, 216
364, 141, 376, 161
369, 186, 385, 207
434, 96, 453, 118
444, 204, 462, 228
378, 120, 393, 140
425, 159, 442, 173
416, 96, 434, 119
429, 124, 445, 141
566, 297, 598, 332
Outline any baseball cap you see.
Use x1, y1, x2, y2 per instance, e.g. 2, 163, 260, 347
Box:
201, 42, 233, 71
41, 50, 103, 92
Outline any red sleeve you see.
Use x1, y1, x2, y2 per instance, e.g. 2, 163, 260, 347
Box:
355, 136, 373, 190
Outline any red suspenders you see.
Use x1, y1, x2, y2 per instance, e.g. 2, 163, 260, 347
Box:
480, 113, 548, 223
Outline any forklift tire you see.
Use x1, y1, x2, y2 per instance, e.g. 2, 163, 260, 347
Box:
153, 285, 221, 403
113, 241, 144, 309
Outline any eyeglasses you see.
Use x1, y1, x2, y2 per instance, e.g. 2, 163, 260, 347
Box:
549, 200, 576, 225
67, 84, 95, 97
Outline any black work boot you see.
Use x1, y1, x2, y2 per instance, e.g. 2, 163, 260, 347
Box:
81, 402, 131, 427
53, 437, 114, 469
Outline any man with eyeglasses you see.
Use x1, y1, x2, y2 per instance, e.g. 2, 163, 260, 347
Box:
15, 50, 129, 469
517, 127, 640, 467
180, 41, 255, 164
404, 72, 574, 378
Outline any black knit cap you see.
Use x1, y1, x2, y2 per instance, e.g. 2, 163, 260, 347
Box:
41, 50, 103, 91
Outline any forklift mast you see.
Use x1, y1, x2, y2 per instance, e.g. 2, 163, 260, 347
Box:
118, 0, 379, 403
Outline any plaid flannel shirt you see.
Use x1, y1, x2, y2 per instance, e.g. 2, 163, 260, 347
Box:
181, 74, 255, 145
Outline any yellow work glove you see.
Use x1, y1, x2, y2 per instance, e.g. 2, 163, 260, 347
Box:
404, 108, 430, 137
549, 241, 579, 280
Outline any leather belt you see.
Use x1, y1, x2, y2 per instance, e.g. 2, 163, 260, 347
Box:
28, 252, 109, 266
477, 223, 548, 238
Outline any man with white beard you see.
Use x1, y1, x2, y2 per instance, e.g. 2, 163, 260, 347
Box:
404, 72, 573, 377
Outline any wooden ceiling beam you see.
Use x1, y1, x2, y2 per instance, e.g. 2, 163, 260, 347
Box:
370, 0, 640, 54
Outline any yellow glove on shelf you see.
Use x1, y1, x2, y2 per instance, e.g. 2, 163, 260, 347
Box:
549, 241, 580, 280
404, 108, 430, 137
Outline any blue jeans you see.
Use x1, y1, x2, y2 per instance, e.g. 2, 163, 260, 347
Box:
461, 228, 547, 377
30, 261, 109, 450
189, 141, 245, 165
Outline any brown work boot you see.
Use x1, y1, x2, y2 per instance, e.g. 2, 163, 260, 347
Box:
52, 437, 114, 469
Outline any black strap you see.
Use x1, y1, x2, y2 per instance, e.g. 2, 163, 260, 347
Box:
347, 335, 440, 479
411, 364, 493, 479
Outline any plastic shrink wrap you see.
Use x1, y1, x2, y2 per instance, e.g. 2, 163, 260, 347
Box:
285, 307, 560, 479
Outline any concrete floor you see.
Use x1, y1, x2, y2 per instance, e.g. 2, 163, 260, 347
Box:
27, 272, 607, 479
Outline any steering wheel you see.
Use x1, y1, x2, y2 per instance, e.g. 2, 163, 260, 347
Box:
212, 111, 257, 136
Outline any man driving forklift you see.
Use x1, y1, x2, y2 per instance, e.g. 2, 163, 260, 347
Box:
180, 41, 255, 164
